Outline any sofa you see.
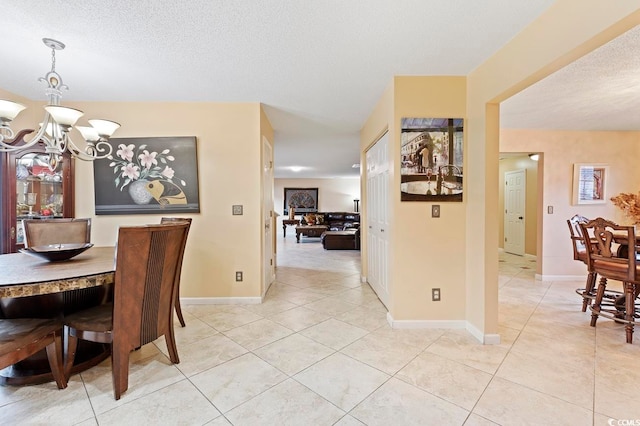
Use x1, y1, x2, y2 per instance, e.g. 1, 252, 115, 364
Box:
300, 212, 360, 230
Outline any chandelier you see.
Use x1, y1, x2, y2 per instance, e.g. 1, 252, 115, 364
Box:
0, 38, 120, 169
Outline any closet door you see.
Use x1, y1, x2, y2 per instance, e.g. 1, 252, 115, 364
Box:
366, 132, 390, 308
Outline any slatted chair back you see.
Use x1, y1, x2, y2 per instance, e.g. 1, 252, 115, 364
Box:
160, 217, 192, 327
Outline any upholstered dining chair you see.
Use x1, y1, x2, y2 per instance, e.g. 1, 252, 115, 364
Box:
160, 217, 192, 327
23, 218, 91, 247
63, 222, 190, 400
579, 217, 640, 343
567, 214, 596, 311
0, 318, 67, 389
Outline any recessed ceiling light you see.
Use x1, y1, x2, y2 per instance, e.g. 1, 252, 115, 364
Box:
528, 154, 539, 161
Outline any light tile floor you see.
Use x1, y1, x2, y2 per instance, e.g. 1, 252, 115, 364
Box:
1, 236, 639, 425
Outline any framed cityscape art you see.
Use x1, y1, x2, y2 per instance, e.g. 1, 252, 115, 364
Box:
400, 117, 464, 202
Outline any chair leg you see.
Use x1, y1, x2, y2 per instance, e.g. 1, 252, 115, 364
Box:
45, 331, 68, 389
111, 346, 130, 400
164, 325, 180, 364
582, 271, 597, 312
590, 277, 608, 327
174, 291, 186, 328
624, 282, 635, 344
63, 328, 79, 379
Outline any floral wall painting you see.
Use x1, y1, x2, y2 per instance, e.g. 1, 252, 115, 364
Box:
572, 163, 608, 205
93, 136, 200, 215
400, 117, 464, 202
284, 188, 318, 215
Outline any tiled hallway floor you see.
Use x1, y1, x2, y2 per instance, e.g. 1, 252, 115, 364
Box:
1, 235, 639, 425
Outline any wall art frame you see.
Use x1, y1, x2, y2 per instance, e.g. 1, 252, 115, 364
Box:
400, 117, 464, 202
93, 136, 200, 215
284, 187, 318, 215
572, 163, 608, 205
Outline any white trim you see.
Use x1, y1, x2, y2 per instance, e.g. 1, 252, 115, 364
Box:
181, 297, 263, 305
535, 274, 586, 282
466, 322, 501, 345
386, 313, 501, 345
386, 312, 466, 330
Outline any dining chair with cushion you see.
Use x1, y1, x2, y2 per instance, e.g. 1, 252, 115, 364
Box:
160, 217, 192, 327
63, 222, 190, 400
0, 318, 67, 389
23, 218, 91, 247
579, 217, 640, 343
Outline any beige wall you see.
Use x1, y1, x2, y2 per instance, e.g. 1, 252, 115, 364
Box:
274, 178, 360, 214
501, 129, 640, 278
9, 98, 272, 299
360, 76, 467, 321
498, 155, 539, 256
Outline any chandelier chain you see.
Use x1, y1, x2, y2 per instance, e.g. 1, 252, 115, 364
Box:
50, 47, 56, 73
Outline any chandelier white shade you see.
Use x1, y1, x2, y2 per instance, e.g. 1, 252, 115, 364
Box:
0, 38, 120, 168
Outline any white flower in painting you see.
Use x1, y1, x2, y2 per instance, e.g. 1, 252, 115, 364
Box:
116, 144, 135, 162
161, 166, 175, 179
122, 163, 140, 180
138, 150, 158, 169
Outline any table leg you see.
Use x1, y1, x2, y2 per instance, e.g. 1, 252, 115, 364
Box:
283, 223, 287, 237
296, 231, 301, 243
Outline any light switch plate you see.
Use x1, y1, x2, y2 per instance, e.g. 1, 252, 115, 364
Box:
232, 205, 243, 215
432, 205, 440, 218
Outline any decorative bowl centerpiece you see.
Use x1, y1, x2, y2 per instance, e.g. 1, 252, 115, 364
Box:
19, 243, 94, 262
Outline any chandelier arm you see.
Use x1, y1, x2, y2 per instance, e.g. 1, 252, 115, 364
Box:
65, 134, 114, 161
22, 114, 51, 148
0, 127, 17, 149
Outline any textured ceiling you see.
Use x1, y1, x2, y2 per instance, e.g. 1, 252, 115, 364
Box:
0, 0, 559, 177
501, 25, 640, 132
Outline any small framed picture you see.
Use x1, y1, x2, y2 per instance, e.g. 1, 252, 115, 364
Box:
573, 163, 608, 205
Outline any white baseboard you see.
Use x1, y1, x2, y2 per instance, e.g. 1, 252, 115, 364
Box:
386, 312, 501, 345
181, 297, 263, 305
466, 322, 501, 345
535, 274, 585, 282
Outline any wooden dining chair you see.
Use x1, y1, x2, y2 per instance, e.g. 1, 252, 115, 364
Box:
63, 222, 190, 400
0, 318, 67, 389
160, 217, 192, 327
23, 218, 91, 247
579, 217, 640, 343
567, 214, 595, 311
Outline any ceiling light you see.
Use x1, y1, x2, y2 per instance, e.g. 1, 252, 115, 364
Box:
0, 38, 120, 169
528, 153, 539, 161
290, 166, 303, 172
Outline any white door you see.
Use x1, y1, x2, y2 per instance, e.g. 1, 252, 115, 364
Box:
262, 137, 275, 296
504, 169, 526, 256
366, 132, 390, 308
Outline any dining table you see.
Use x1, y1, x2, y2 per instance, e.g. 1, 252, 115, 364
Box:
0, 246, 116, 386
